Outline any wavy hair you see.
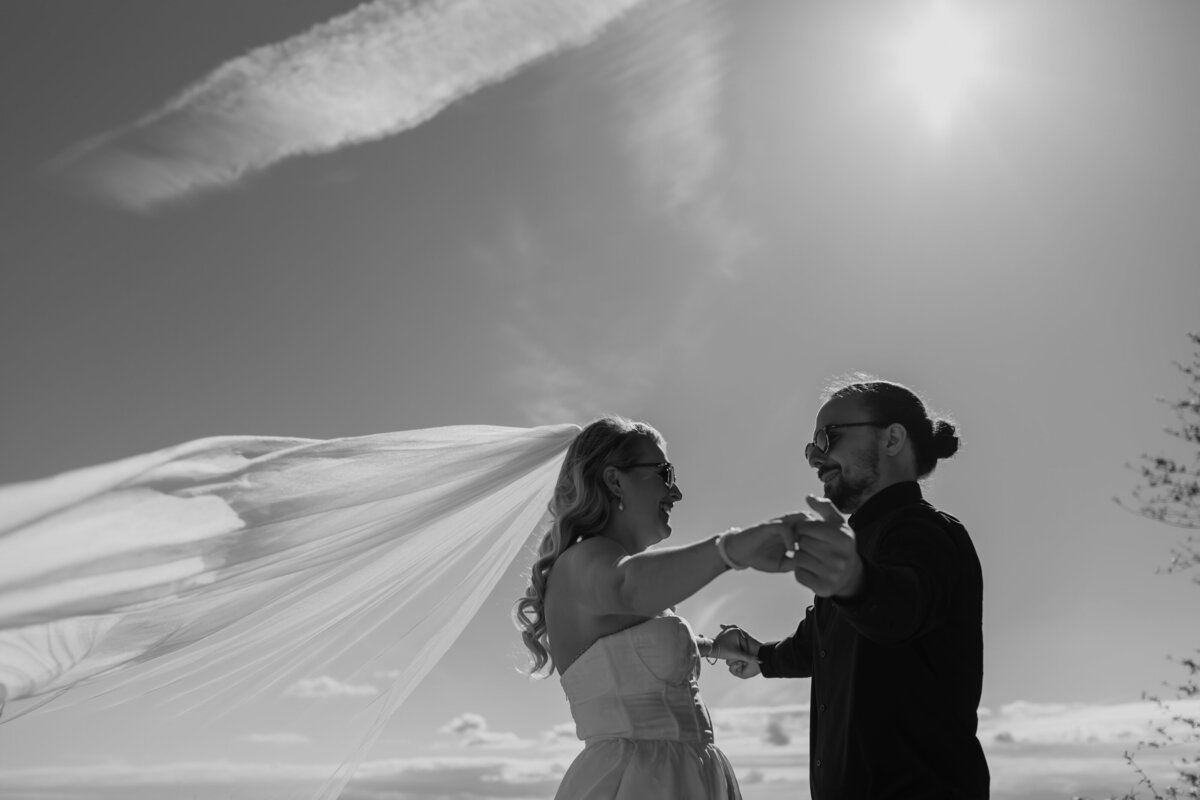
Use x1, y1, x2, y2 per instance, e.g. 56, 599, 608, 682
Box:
825, 374, 961, 478
513, 415, 664, 676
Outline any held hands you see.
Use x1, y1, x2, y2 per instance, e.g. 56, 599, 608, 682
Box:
789, 495, 863, 599
713, 624, 762, 679
723, 517, 804, 573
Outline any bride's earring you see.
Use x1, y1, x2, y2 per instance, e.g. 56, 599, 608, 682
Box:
618, 498, 625, 511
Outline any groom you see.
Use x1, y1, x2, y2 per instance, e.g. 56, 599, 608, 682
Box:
718, 377, 989, 799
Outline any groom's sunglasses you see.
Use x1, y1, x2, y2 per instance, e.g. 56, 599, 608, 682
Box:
804, 421, 890, 461
625, 461, 676, 487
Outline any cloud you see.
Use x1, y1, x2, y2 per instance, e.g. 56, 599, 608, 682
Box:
764, 717, 791, 746
571, 0, 760, 368
581, 0, 732, 215
711, 671, 812, 710
48, 0, 650, 210
440, 712, 527, 748
709, 696, 1200, 755
710, 703, 811, 765
346, 757, 569, 799
4, 696, 1197, 800
283, 675, 379, 699
0, 757, 569, 800
541, 720, 580, 745
458, 1, 752, 426
507, 333, 657, 426
975, 699, 1200, 798
704, 697, 1200, 797
482, 209, 661, 426
980, 697, 1200, 745
0, 760, 329, 790
4, 699, 1191, 800
441, 711, 488, 736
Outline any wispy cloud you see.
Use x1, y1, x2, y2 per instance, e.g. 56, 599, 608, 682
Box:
507, 333, 658, 426
481, 1, 756, 424
283, 675, 379, 699
48, 0, 649, 210
583, 0, 731, 216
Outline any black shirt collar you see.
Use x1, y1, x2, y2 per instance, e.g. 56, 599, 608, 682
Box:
847, 481, 923, 530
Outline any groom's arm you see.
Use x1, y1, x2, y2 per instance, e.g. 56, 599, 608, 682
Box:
756, 604, 815, 678
832, 517, 961, 646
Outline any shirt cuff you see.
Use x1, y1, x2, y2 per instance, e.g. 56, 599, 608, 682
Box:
757, 642, 781, 677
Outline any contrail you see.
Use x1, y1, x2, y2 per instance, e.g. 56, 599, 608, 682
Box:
48, 0, 649, 210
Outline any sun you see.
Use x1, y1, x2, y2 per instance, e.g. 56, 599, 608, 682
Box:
891, 1, 987, 135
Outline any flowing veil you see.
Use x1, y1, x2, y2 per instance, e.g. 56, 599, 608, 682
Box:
0, 423, 579, 798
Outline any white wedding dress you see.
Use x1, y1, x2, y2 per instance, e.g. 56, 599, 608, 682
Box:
556, 614, 741, 799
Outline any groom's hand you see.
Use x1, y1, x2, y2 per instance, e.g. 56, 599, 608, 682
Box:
714, 624, 762, 679
724, 515, 806, 572
790, 495, 863, 599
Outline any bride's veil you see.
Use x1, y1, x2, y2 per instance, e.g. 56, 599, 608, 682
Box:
0, 422, 578, 798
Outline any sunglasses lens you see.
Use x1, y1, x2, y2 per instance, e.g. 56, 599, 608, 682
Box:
663, 464, 674, 486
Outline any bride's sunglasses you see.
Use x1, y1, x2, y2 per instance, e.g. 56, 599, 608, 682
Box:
624, 461, 676, 487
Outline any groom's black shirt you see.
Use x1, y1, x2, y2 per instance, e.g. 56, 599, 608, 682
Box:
758, 481, 989, 800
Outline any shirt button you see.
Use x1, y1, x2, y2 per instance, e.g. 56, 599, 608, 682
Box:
815, 759, 822, 767
820, 649, 827, 658
819, 703, 826, 712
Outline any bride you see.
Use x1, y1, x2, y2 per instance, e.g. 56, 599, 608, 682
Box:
0, 417, 784, 799
515, 416, 796, 799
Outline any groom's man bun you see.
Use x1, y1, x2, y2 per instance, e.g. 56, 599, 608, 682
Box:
824, 373, 960, 478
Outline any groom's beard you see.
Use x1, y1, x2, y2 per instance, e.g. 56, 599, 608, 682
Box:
823, 448, 880, 514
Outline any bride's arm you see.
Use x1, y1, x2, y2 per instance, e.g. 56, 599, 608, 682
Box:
562, 523, 796, 618
562, 536, 726, 618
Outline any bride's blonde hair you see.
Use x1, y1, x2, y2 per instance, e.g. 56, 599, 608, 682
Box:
513, 415, 664, 676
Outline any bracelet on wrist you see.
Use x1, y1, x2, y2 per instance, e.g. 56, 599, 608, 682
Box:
714, 531, 747, 571
695, 636, 719, 665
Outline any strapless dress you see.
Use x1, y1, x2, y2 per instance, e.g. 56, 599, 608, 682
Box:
555, 614, 741, 799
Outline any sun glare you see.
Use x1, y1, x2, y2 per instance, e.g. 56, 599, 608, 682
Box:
892, 1, 987, 136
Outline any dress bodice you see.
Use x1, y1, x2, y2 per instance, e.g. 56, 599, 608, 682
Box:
559, 614, 714, 745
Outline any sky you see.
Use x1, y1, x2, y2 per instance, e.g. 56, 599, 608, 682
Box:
2, 0, 1200, 798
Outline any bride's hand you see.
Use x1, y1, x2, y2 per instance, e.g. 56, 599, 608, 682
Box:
708, 627, 753, 661
714, 624, 762, 679
723, 514, 808, 572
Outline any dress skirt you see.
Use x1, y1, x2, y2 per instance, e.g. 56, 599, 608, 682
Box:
555, 737, 742, 799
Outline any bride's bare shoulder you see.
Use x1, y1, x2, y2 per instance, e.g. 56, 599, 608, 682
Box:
555, 536, 623, 573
